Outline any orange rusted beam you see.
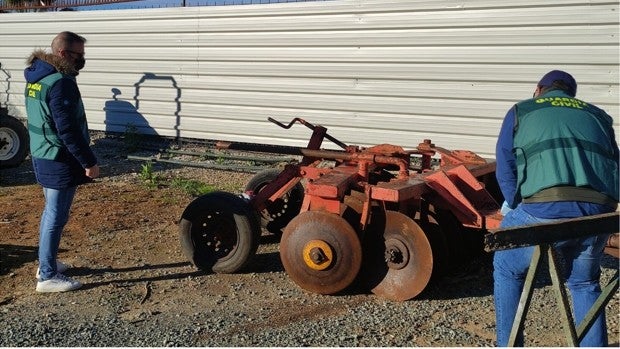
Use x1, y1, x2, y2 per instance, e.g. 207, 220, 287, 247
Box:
424, 164, 501, 229
372, 177, 429, 202
306, 165, 359, 199
302, 195, 342, 214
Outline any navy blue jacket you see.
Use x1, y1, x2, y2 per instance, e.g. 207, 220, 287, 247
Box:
24, 50, 97, 189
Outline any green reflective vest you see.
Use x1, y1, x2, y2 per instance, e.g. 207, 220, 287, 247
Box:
25, 72, 89, 160
513, 91, 619, 206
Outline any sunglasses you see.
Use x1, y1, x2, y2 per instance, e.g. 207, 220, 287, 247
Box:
64, 50, 85, 58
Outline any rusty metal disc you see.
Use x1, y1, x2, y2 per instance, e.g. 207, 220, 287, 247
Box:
280, 211, 362, 295
362, 210, 433, 301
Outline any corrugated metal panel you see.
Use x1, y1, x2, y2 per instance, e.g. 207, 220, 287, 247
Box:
0, 0, 618, 158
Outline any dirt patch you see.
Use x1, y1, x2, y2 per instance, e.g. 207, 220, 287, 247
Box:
0, 134, 257, 311
0, 133, 618, 347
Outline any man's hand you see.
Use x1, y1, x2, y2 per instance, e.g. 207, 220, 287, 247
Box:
85, 165, 100, 179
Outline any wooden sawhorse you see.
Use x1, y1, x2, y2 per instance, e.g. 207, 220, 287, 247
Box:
484, 212, 619, 346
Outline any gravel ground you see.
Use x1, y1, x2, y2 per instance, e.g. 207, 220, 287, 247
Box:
0, 132, 618, 347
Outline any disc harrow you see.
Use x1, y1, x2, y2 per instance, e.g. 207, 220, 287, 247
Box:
179, 117, 505, 301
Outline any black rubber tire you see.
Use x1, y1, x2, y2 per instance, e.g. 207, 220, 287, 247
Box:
415, 209, 450, 279
179, 191, 261, 273
0, 114, 29, 168
431, 207, 468, 263
244, 168, 304, 235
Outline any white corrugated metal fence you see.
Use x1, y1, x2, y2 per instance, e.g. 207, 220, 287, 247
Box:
1, 0, 618, 158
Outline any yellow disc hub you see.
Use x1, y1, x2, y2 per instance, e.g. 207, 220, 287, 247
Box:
302, 239, 334, 270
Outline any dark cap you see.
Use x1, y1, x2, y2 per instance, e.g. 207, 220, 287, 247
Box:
537, 70, 577, 97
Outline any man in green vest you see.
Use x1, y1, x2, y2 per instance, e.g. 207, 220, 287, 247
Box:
25, 31, 99, 292
494, 70, 618, 346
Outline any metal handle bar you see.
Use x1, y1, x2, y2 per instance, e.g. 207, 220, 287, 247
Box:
268, 117, 348, 150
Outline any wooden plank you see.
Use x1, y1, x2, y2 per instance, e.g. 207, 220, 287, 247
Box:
484, 212, 619, 252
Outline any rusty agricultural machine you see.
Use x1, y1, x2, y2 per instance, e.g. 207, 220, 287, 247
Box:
179, 117, 506, 301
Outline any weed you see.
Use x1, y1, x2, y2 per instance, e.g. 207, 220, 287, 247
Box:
159, 194, 180, 205
171, 177, 216, 197
138, 161, 160, 188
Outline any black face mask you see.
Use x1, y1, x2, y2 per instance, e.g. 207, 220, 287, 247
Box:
75, 57, 85, 71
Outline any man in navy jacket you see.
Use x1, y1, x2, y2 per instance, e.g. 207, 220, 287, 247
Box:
494, 70, 618, 346
25, 31, 99, 292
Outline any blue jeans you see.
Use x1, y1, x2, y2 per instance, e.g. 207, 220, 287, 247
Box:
493, 204, 608, 347
38, 186, 77, 281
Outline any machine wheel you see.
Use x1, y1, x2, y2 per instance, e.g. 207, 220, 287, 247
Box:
280, 211, 362, 295
430, 207, 468, 263
0, 114, 29, 168
415, 209, 450, 279
362, 210, 433, 301
179, 191, 261, 273
244, 168, 304, 235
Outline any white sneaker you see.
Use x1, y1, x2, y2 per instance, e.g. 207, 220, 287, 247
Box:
36, 273, 82, 293
36, 260, 70, 279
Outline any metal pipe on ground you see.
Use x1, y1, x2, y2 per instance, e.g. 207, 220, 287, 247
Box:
126, 155, 271, 173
